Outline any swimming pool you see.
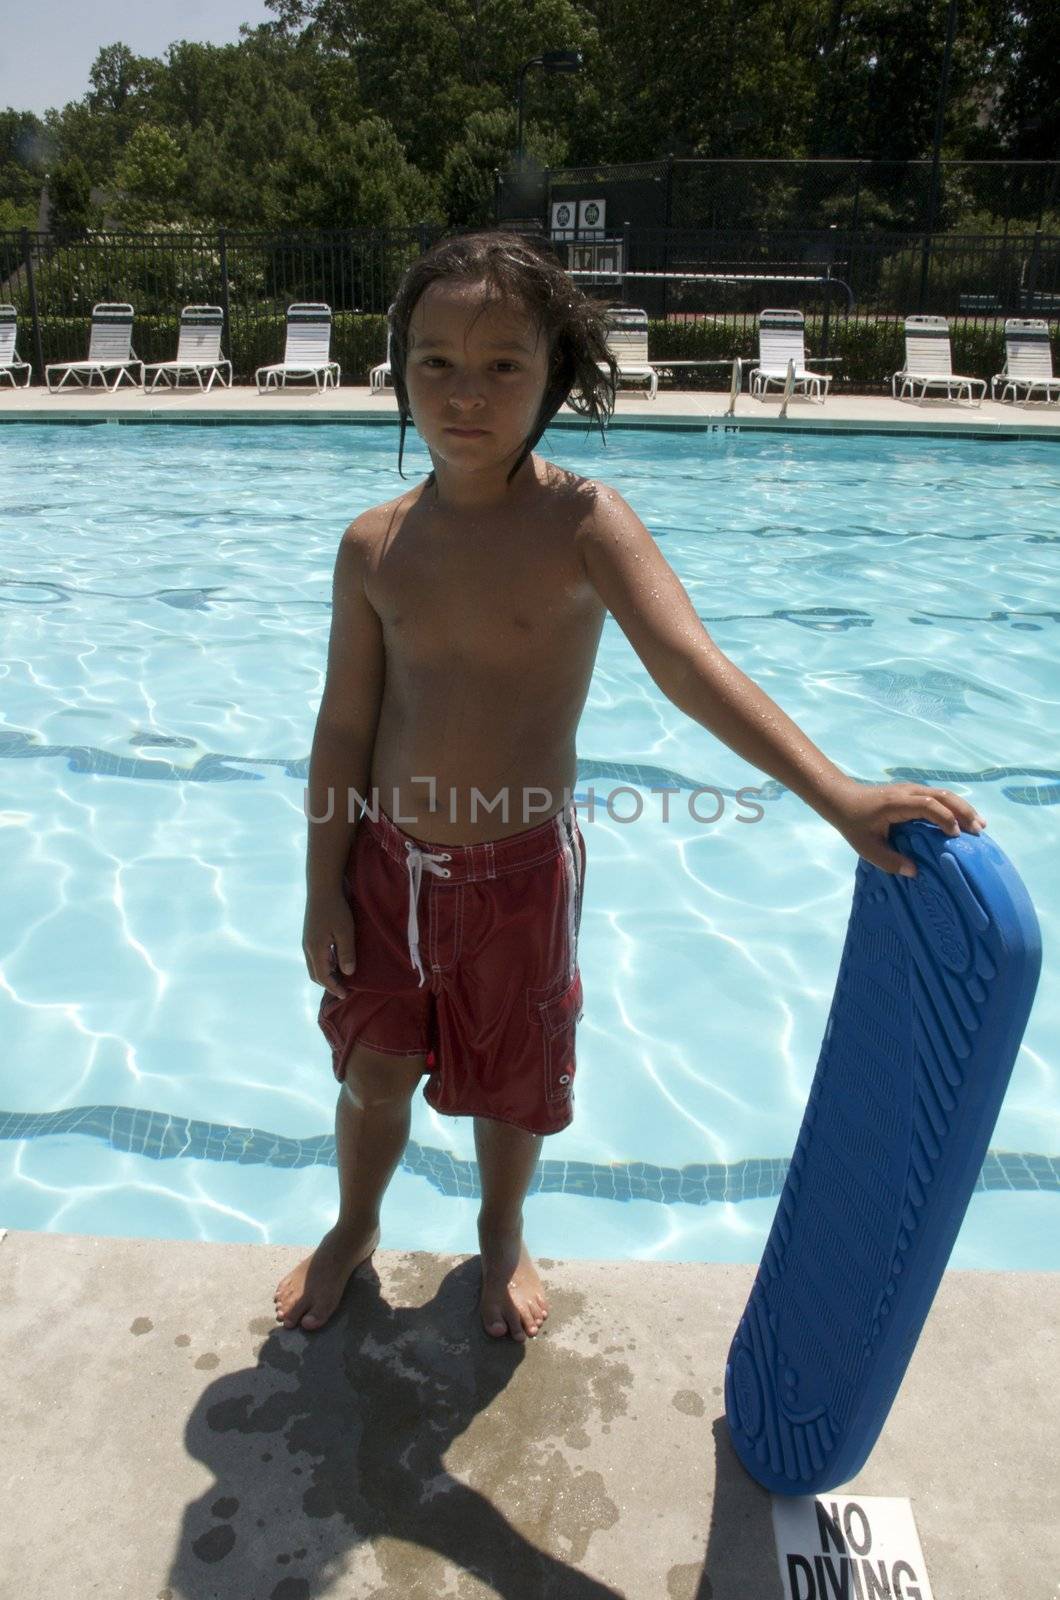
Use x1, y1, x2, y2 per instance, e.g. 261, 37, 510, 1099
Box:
1, 422, 1057, 1268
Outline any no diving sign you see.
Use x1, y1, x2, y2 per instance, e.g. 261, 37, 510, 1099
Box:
772, 1496, 934, 1600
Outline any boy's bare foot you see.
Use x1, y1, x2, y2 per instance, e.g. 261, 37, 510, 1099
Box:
273, 1220, 381, 1332
477, 1221, 550, 1342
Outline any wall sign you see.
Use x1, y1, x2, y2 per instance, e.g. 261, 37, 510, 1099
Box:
550, 200, 576, 238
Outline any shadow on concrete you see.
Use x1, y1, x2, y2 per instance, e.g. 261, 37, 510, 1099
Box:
165, 1254, 625, 1598
697, 1416, 782, 1600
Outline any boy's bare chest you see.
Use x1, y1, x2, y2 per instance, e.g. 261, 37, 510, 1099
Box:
367, 505, 595, 649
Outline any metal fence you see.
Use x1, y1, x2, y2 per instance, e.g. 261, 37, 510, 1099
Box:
0, 225, 439, 382
603, 223, 1060, 323
501, 157, 1060, 235
2, 216, 1058, 391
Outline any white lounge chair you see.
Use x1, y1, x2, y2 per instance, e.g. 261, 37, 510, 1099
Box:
991, 319, 1060, 405
602, 308, 657, 399
892, 315, 986, 405
45, 302, 144, 393
144, 305, 232, 393
255, 302, 341, 393
749, 309, 831, 403
370, 312, 394, 394
0, 304, 32, 388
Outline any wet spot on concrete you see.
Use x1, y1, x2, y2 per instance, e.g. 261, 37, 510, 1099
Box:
130, 1316, 153, 1335
190, 1261, 630, 1594
248, 1316, 276, 1334
293, 1548, 307, 1558
192, 1524, 235, 1563
205, 1393, 259, 1432
261, 1451, 273, 1462
195, 1352, 221, 1371
156, 1590, 173, 1599
211, 1496, 239, 1519
672, 1389, 706, 1417
174, 1334, 191, 1347
668, 1564, 711, 1599
260, 1341, 301, 1374
712, 1385, 722, 1396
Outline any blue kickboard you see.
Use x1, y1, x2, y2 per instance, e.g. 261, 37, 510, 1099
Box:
724, 820, 1041, 1495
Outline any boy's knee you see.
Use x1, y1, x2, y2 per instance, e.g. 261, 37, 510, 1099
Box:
342, 1046, 426, 1108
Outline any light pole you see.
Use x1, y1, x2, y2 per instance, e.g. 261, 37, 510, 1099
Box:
515, 50, 583, 173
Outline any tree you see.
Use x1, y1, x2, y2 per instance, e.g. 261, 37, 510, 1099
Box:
263, 0, 594, 175
272, 116, 443, 230
46, 153, 96, 239
442, 107, 567, 226
110, 124, 188, 226
0, 109, 49, 228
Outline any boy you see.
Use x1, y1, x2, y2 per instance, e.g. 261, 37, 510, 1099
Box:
274, 232, 984, 1342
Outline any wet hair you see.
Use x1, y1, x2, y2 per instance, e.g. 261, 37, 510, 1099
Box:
387, 227, 620, 486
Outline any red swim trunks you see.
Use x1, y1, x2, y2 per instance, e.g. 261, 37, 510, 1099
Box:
317, 801, 586, 1136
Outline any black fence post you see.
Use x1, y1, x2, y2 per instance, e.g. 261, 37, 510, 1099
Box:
21, 227, 44, 380
622, 219, 631, 304
493, 168, 500, 226
218, 227, 232, 369
1023, 227, 1043, 313
819, 223, 837, 361
418, 222, 430, 255
663, 154, 674, 321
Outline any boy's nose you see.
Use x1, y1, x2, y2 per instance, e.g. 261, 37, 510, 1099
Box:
448, 389, 485, 410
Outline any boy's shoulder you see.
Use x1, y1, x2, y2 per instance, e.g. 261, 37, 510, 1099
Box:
339, 486, 424, 550
539, 461, 631, 522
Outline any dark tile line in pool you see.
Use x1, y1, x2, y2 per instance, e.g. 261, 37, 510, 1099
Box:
0, 1104, 1056, 1203
1, 728, 1059, 805
3, 414, 1059, 441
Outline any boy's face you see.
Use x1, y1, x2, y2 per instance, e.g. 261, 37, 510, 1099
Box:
404, 280, 552, 482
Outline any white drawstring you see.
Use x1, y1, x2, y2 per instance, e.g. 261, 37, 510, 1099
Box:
403, 841, 451, 986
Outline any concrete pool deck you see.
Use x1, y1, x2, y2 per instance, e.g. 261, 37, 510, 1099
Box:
2, 381, 1060, 437
4, 1227, 1058, 1598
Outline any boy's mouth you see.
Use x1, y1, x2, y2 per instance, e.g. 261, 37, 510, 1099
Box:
445, 426, 489, 436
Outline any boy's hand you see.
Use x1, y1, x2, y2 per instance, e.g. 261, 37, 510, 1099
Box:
304, 892, 357, 999
823, 780, 986, 880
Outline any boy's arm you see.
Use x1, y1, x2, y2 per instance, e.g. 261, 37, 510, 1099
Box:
578, 488, 985, 877
306, 515, 385, 899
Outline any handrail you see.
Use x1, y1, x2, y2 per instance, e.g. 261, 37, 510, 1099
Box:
725, 356, 742, 416
779, 357, 796, 418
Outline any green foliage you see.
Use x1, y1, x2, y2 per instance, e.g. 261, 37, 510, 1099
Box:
441, 109, 568, 228
46, 155, 98, 240
0, 110, 48, 227
110, 126, 188, 226
0, 1, 1054, 238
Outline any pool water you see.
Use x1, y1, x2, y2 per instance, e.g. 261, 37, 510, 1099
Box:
0, 422, 1057, 1268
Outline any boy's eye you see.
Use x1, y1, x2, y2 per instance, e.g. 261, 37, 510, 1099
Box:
420, 357, 520, 372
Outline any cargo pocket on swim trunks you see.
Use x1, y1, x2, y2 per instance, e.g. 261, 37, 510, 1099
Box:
527, 972, 584, 1105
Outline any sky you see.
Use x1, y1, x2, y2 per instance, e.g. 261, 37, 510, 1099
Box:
0, 0, 277, 118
